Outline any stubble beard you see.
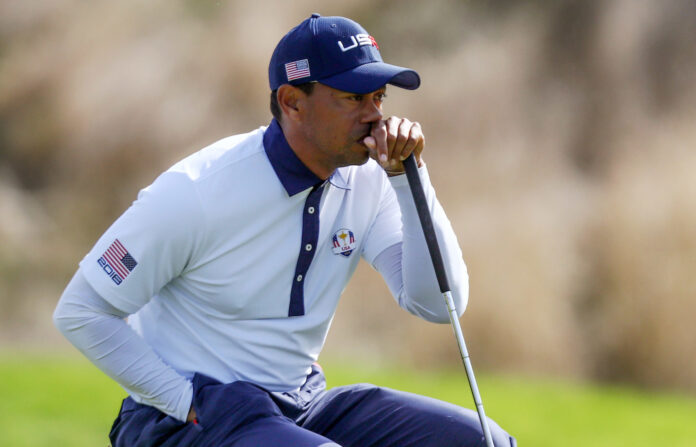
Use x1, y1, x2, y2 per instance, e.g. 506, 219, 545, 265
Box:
338, 140, 370, 168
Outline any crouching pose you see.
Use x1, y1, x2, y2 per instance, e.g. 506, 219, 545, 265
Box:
54, 13, 515, 447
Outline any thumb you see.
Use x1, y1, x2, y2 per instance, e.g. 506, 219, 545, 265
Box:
363, 136, 380, 161
363, 135, 376, 150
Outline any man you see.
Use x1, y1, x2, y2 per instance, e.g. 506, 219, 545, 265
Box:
54, 14, 515, 447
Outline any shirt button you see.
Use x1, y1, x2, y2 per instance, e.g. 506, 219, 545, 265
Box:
307, 206, 315, 214
305, 244, 313, 251
296, 274, 303, 282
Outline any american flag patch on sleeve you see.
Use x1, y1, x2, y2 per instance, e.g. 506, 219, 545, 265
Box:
97, 239, 138, 285
285, 59, 311, 81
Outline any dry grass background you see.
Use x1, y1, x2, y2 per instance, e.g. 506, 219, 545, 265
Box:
1, 0, 695, 393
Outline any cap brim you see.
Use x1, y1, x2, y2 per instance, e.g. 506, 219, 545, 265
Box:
318, 62, 420, 94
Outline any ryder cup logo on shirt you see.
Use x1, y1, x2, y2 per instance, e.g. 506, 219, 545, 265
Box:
97, 239, 138, 285
332, 229, 356, 257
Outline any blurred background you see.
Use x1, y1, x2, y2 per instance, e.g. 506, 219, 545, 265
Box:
1, 0, 695, 400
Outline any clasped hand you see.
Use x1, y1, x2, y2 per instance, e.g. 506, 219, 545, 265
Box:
363, 116, 424, 175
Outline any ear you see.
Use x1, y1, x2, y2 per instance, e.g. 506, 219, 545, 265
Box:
277, 85, 306, 123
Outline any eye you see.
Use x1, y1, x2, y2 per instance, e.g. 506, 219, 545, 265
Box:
375, 92, 387, 103
348, 94, 364, 102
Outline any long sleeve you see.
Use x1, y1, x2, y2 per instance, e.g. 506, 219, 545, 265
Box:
52, 269, 193, 422
372, 165, 468, 323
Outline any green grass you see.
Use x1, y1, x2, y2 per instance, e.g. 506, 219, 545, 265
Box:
2, 352, 696, 446
0, 352, 126, 447
325, 362, 696, 446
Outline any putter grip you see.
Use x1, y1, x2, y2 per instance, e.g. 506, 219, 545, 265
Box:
403, 154, 451, 294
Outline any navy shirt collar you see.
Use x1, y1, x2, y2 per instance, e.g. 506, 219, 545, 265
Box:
263, 119, 350, 196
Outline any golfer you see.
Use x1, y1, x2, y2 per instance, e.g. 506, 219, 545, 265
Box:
54, 14, 515, 446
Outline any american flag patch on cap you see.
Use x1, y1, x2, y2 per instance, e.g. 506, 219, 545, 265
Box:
285, 59, 311, 81
97, 239, 137, 285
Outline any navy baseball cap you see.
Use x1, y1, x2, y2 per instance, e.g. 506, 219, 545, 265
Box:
269, 14, 420, 94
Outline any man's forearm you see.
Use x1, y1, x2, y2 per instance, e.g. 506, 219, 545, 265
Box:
53, 270, 193, 422
387, 164, 469, 322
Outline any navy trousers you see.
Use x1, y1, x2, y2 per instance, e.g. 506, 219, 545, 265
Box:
109, 365, 516, 447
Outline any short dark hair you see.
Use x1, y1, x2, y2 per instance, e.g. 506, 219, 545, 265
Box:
270, 82, 316, 122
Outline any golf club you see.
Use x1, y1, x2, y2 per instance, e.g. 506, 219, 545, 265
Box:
403, 153, 495, 447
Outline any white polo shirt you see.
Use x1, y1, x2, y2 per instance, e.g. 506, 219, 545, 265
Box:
81, 119, 406, 390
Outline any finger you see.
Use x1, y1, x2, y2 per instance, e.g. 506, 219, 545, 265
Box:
364, 135, 376, 150
363, 135, 379, 161
395, 119, 414, 161
370, 120, 389, 166
385, 117, 402, 164
399, 121, 423, 161
413, 124, 425, 167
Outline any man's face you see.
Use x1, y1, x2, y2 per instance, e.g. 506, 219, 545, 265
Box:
298, 83, 386, 169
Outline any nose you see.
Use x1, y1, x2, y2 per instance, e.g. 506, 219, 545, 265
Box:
361, 98, 383, 123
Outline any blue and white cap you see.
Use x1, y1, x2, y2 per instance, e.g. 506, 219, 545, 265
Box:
269, 14, 420, 94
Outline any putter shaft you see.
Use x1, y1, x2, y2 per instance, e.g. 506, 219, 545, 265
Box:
403, 155, 495, 447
